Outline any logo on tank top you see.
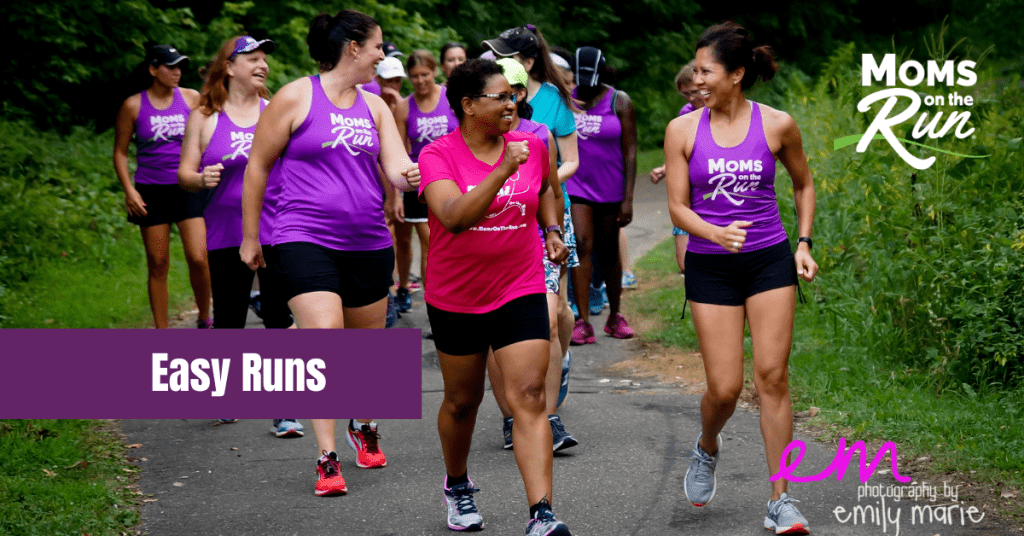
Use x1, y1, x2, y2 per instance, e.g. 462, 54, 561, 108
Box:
223, 131, 254, 161
323, 113, 375, 156
150, 114, 186, 142
574, 112, 603, 140
415, 116, 451, 143
705, 158, 764, 206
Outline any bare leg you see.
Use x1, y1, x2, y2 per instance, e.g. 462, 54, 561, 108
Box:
494, 339, 554, 505
140, 224, 171, 328
438, 349, 488, 477
746, 286, 796, 500
619, 227, 632, 275
543, 293, 562, 415
290, 291, 347, 456
177, 217, 211, 322
569, 204, 594, 325
690, 301, 747, 455
414, 222, 430, 288
394, 221, 413, 289
487, 349, 513, 418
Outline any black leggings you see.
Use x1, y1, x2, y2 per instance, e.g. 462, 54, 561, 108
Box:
569, 199, 623, 320
208, 247, 292, 329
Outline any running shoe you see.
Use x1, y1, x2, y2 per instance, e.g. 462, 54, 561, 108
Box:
217, 419, 238, 424
604, 313, 635, 339
601, 284, 609, 309
549, 414, 578, 452
684, 433, 721, 507
315, 450, 347, 496
570, 319, 596, 345
525, 509, 571, 536
197, 318, 213, 329
502, 416, 514, 450
397, 287, 412, 313
386, 291, 398, 328
443, 477, 484, 531
271, 419, 304, 438
346, 421, 387, 468
588, 283, 604, 315
622, 271, 638, 289
556, 350, 571, 408
408, 280, 422, 292
248, 290, 263, 319
764, 493, 810, 534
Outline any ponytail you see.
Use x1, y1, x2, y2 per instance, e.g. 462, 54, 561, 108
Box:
307, 10, 378, 72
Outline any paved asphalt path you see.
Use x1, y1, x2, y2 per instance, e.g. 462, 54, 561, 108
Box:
124, 177, 1005, 535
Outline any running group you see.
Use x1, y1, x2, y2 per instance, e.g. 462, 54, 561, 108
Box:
114, 10, 819, 536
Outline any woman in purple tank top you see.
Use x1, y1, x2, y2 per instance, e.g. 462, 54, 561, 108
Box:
391, 49, 457, 312
113, 44, 212, 329
664, 22, 818, 533
178, 35, 292, 332
239, 10, 419, 497
566, 47, 638, 343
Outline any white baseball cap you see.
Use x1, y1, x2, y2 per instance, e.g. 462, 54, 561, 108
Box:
376, 57, 407, 79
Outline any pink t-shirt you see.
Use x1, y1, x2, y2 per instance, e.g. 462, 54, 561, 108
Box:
418, 129, 550, 313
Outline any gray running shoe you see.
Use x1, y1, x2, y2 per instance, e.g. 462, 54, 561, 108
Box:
764, 493, 810, 534
502, 416, 514, 450
549, 414, 578, 452
683, 433, 721, 507
443, 477, 484, 531
525, 509, 571, 536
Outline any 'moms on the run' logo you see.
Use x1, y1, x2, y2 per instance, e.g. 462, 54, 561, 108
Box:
834, 54, 989, 169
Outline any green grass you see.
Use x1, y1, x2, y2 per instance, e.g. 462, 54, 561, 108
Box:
626, 236, 1024, 498
3, 229, 199, 328
0, 420, 140, 536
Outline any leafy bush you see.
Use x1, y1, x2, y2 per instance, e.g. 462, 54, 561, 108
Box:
777, 42, 1024, 389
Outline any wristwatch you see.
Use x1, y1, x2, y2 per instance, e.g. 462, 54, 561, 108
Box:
798, 236, 813, 250
544, 225, 563, 239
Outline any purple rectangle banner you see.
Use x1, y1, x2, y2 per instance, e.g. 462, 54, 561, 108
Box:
0, 329, 422, 419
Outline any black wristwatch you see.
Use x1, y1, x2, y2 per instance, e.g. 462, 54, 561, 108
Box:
797, 236, 813, 250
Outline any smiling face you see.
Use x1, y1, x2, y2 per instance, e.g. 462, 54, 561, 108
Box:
693, 47, 743, 109
409, 63, 436, 96
349, 25, 384, 83
465, 74, 515, 135
226, 50, 269, 90
441, 46, 466, 78
149, 64, 182, 89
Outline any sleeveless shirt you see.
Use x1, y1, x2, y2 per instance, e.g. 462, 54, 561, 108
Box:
134, 88, 190, 185
567, 87, 624, 203
406, 86, 458, 162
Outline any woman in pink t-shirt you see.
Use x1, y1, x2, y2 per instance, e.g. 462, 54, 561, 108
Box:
418, 59, 571, 535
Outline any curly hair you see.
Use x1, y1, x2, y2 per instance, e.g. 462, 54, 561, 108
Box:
445, 58, 505, 122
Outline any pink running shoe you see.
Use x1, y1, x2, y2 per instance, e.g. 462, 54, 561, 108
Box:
604, 313, 635, 339
571, 319, 596, 345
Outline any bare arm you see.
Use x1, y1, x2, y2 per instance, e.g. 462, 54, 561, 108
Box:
555, 130, 579, 184
664, 116, 751, 252
113, 95, 146, 217
615, 89, 638, 226
773, 109, 818, 281
546, 130, 563, 229
423, 141, 530, 234
240, 79, 307, 269
367, 92, 418, 192
178, 109, 222, 192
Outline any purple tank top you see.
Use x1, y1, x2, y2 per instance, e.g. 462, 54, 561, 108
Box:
361, 78, 382, 96
566, 87, 623, 203
272, 76, 389, 251
406, 87, 458, 162
680, 103, 695, 116
200, 101, 279, 250
134, 88, 191, 185
688, 102, 786, 254
514, 118, 550, 151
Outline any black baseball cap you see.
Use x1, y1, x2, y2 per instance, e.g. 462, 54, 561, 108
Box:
482, 25, 540, 59
574, 46, 605, 87
146, 44, 189, 67
382, 41, 403, 58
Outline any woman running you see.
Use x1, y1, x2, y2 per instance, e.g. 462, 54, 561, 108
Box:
483, 24, 580, 448
392, 49, 457, 312
114, 44, 212, 329
664, 21, 818, 534
178, 35, 292, 331
421, 58, 570, 535
239, 10, 419, 496
566, 46, 637, 344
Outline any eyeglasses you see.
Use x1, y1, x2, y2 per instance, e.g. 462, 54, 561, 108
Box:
471, 92, 518, 104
